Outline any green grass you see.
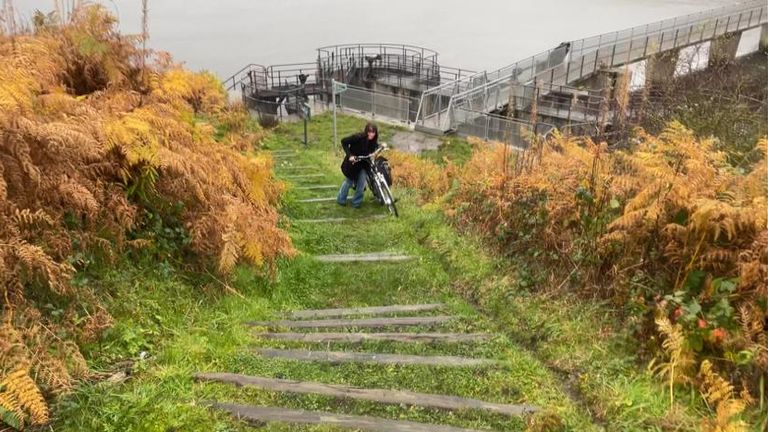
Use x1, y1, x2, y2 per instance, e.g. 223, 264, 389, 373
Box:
54, 113, 749, 431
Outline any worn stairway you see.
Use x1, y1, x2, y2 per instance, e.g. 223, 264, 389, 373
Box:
198, 302, 539, 430
194, 145, 541, 431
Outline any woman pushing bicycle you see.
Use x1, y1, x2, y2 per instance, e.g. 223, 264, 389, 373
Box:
337, 123, 380, 208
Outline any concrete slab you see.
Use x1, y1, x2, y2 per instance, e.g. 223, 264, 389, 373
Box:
389, 131, 443, 154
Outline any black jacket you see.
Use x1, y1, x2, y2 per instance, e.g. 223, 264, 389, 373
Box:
340, 133, 379, 180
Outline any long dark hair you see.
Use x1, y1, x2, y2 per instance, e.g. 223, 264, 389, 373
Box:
363, 122, 378, 144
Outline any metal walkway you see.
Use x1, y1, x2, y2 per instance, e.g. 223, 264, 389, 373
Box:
415, 0, 767, 136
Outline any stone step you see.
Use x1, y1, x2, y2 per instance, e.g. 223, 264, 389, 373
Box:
255, 348, 499, 367
247, 316, 454, 329
207, 402, 487, 432
255, 332, 491, 344
315, 252, 414, 263
286, 303, 445, 319
195, 373, 538, 417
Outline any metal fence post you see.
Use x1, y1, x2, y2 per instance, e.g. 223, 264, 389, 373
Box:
332, 79, 338, 148
371, 87, 375, 117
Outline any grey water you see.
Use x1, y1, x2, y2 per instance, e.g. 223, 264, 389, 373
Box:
18, 0, 738, 79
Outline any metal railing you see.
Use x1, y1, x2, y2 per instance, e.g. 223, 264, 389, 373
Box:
317, 43, 474, 91
225, 62, 319, 101
261, 62, 319, 90
318, 43, 439, 84
335, 84, 415, 123
416, 0, 768, 132
452, 107, 555, 150
224, 63, 266, 91
512, 82, 606, 125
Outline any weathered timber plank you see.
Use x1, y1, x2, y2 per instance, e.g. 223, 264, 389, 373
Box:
195, 373, 538, 416
298, 197, 337, 203
315, 253, 414, 263
246, 316, 453, 329
209, 402, 489, 432
254, 348, 499, 367
287, 303, 445, 319
254, 332, 490, 344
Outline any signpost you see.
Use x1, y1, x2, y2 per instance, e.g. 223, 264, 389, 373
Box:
331, 79, 348, 150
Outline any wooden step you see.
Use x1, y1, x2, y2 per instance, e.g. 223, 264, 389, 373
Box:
255, 348, 499, 367
195, 373, 538, 417
255, 332, 490, 344
315, 253, 414, 263
283, 174, 324, 179
208, 402, 486, 432
295, 184, 338, 190
298, 197, 337, 203
294, 215, 388, 223
286, 303, 445, 319
247, 316, 453, 329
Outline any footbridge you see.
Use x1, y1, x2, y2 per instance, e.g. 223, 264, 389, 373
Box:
415, 0, 767, 142
227, 1, 768, 146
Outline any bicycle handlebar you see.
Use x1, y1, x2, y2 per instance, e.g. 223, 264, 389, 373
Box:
355, 146, 387, 160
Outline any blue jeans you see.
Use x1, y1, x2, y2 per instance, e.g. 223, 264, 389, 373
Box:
337, 169, 368, 207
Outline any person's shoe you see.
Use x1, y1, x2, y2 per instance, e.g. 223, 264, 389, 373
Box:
337, 200, 347, 206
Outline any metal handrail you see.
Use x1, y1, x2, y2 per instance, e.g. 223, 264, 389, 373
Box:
317, 43, 440, 59
263, 62, 318, 89
317, 43, 444, 86
223, 63, 266, 91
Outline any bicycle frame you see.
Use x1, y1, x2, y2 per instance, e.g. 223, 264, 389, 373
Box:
355, 149, 397, 216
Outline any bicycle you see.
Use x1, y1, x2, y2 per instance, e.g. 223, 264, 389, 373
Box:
355, 147, 398, 217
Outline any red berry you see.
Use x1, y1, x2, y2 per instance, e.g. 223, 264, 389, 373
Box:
712, 328, 727, 344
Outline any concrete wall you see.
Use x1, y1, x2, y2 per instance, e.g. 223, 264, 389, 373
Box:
761, 24, 768, 53
645, 49, 679, 87
709, 33, 741, 67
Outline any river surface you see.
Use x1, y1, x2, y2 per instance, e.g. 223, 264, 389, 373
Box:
18, 0, 740, 79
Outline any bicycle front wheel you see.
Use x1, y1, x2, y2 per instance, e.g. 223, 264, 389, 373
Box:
379, 180, 398, 217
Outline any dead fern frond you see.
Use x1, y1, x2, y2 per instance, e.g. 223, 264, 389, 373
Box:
0, 368, 49, 425
13, 208, 55, 229
698, 360, 747, 432
217, 229, 241, 274
652, 317, 695, 408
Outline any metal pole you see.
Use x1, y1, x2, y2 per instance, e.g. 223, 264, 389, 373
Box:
332, 79, 338, 150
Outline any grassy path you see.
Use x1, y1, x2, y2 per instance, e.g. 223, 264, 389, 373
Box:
55, 114, 688, 431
